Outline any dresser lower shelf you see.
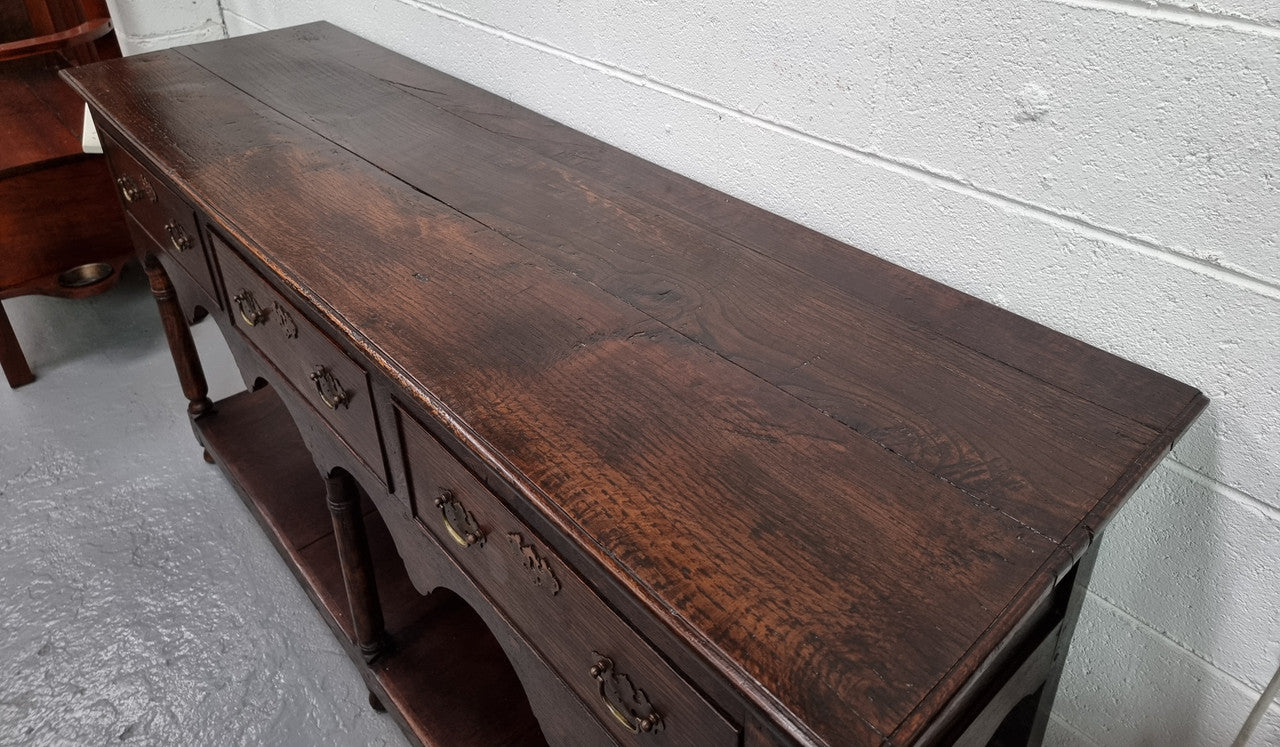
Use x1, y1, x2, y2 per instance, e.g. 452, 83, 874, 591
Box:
194, 385, 548, 747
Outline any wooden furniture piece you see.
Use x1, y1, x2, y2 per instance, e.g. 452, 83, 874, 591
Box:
64, 22, 1207, 746
0, 0, 130, 387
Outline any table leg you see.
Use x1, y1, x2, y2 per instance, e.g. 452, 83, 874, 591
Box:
1027, 534, 1103, 744
325, 469, 388, 663
0, 301, 35, 388
988, 532, 1105, 746
142, 254, 212, 418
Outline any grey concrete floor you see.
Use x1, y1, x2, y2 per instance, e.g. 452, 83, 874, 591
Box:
0, 266, 408, 746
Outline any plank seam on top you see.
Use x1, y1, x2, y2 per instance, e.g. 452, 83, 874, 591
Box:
182, 39, 1167, 544
312, 30, 1191, 434
372, 68, 1175, 436
179, 23, 1186, 442
252, 26, 1190, 475
170, 43, 1066, 548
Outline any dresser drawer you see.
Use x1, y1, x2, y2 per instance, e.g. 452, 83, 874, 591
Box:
123, 214, 215, 319
216, 236, 383, 480
101, 134, 214, 303
397, 407, 738, 746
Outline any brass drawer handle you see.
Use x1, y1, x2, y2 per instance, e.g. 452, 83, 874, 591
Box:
115, 174, 153, 204
310, 366, 350, 409
434, 490, 484, 547
589, 655, 664, 735
233, 289, 268, 326
165, 220, 192, 252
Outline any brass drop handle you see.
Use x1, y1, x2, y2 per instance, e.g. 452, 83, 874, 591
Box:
233, 289, 268, 326
434, 490, 484, 547
635, 714, 662, 734
589, 656, 664, 735
116, 175, 142, 204
115, 175, 152, 204
165, 220, 192, 252
310, 366, 350, 409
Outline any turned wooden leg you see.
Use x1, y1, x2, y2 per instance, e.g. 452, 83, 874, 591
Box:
325, 470, 387, 663
142, 254, 212, 417
0, 301, 35, 389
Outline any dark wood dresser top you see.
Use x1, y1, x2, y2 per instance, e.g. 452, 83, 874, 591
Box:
64, 22, 1206, 745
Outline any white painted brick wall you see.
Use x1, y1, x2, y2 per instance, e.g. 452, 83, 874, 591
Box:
171, 0, 1280, 742
104, 0, 225, 54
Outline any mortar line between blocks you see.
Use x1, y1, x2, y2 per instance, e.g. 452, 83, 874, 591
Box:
221, 9, 268, 32
1164, 459, 1280, 522
397, 0, 1280, 302
1046, 0, 1280, 40
1086, 588, 1271, 696
123, 21, 225, 43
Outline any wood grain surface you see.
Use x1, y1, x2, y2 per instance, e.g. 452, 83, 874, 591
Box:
1, 57, 84, 175
63, 23, 1207, 746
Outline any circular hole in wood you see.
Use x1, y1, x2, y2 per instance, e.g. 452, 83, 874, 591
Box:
57, 262, 114, 289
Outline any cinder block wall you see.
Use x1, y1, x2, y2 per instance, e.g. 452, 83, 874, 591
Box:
125, 1, 1280, 743
103, 0, 225, 53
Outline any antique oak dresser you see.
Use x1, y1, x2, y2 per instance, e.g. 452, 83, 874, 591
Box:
63, 22, 1207, 747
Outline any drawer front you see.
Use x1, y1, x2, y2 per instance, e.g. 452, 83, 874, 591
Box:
216, 236, 383, 481
124, 215, 214, 318
397, 407, 738, 747
101, 134, 215, 304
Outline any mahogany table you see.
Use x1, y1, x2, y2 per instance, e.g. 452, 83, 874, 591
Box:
64, 22, 1206, 746
1, 3, 131, 388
